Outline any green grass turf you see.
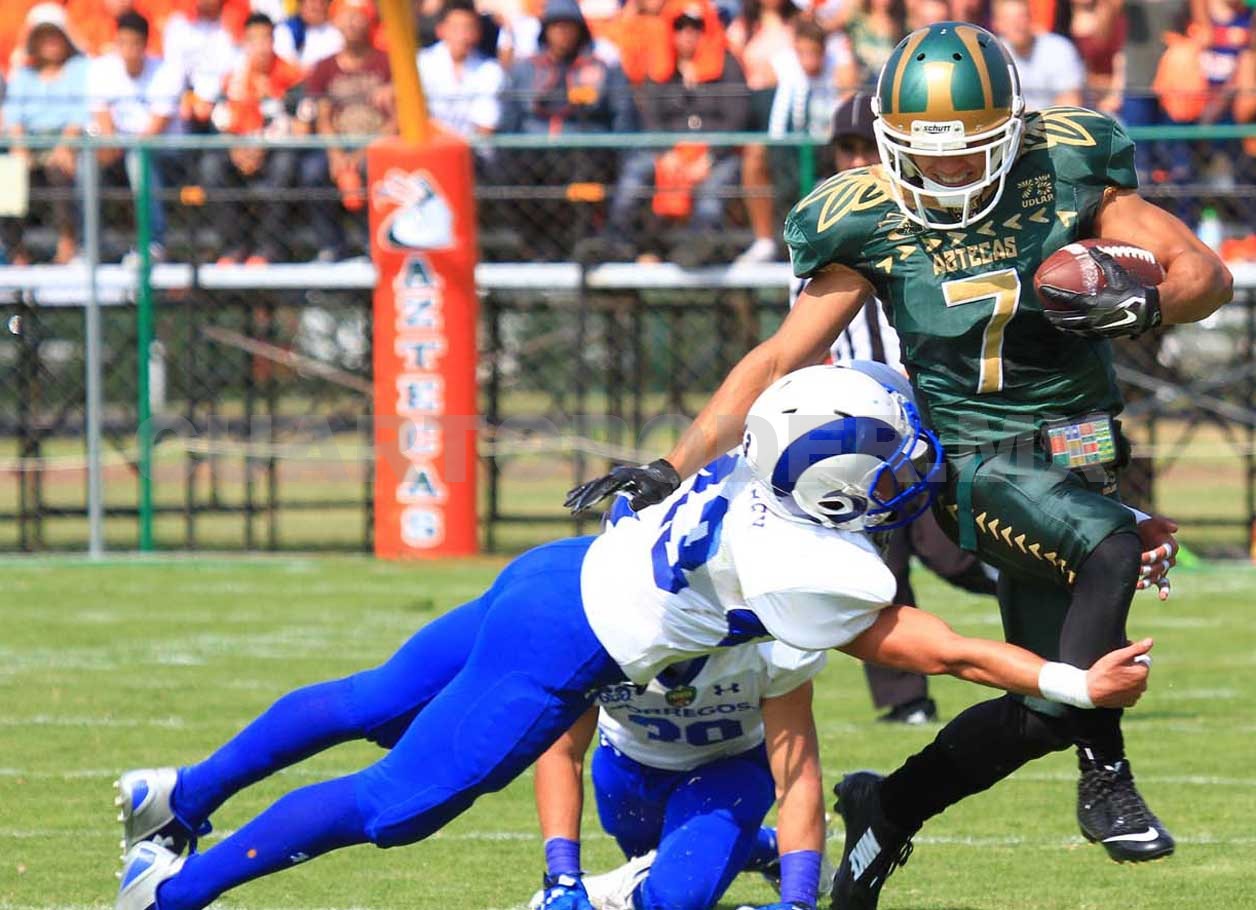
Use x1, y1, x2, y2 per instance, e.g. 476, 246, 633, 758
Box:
1, 557, 1254, 910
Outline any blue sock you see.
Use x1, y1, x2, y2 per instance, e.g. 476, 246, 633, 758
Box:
544, 837, 582, 877
175, 678, 359, 827
778, 849, 822, 908
157, 776, 368, 910
744, 826, 778, 871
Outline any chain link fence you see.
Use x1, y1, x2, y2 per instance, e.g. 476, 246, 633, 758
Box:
2, 130, 1256, 554
5, 126, 1254, 266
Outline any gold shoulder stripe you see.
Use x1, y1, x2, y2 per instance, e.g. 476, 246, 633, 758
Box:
795, 169, 892, 233
1023, 107, 1105, 150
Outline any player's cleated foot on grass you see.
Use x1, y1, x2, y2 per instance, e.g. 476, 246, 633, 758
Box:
114, 768, 210, 858
1077, 753, 1175, 862
830, 771, 916, 910
580, 851, 655, 910
116, 842, 184, 910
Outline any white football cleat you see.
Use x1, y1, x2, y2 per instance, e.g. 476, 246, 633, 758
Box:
115, 768, 203, 855
581, 850, 656, 910
116, 842, 184, 910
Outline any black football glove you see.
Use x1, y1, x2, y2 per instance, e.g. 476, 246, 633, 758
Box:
563, 458, 681, 514
1039, 247, 1162, 338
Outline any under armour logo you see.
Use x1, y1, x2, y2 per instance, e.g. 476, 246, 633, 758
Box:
712, 683, 741, 696
289, 852, 310, 864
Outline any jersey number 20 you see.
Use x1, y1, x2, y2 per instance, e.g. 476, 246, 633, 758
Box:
627, 715, 746, 746
941, 268, 1022, 394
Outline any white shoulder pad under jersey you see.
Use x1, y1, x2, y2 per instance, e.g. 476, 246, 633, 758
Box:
596, 642, 827, 772
580, 453, 896, 684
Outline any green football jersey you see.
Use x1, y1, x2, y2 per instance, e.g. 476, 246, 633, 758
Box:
784, 107, 1139, 449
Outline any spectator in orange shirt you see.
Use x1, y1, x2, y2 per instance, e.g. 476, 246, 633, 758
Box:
200, 11, 302, 263
609, 0, 669, 84
606, 1, 749, 264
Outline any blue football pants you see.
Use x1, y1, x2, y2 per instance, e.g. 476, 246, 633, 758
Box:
591, 740, 776, 910
159, 537, 624, 910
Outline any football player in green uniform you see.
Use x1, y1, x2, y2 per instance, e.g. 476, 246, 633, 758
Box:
565, 20, 1231, 908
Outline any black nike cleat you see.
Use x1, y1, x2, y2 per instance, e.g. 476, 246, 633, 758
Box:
1077, 752, 1175, 862
830, 771, 916, 910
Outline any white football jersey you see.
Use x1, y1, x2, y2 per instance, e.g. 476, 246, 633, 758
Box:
596, 642, 826, 772
580, 453, 896, 684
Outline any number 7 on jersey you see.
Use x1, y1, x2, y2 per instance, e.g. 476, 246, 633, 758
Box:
941, 268, 1022, 394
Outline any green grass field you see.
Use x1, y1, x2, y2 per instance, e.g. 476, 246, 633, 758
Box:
2, 556, 1254, 910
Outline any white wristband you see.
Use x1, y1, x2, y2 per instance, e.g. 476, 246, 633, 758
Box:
1037, 661, 1094, 709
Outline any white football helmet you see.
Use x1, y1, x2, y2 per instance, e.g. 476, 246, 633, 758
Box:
742, 364, 942, 531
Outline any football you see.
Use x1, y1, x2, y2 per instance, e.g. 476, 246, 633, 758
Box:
1034, 239, 1166, 306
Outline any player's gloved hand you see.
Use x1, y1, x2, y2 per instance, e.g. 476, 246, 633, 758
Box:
1039, 247, 1162, 338
733, 903, 815, 910
1135, 514, 1178, 601
532, 873, 594, 910
563, 458, 681, 514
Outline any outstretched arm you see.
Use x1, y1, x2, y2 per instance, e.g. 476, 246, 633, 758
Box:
1096, 189, 1233, 324
564, 265, 874, 513
838, 606, 1152, 708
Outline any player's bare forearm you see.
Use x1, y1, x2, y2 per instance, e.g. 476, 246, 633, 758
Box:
840, 606, 1151, 708
664, 266, 873, 479
762, 683, 826, 854
533, 707, 596, 841
1097, 189, 1233, 323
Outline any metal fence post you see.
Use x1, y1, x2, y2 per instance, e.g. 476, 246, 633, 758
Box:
82, 142, 105, 558
135, 144, 155, 551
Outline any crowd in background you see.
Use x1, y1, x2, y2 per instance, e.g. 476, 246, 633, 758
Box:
0, 0, 1253, 265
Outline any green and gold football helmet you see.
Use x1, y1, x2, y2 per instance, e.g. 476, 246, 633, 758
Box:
872, 22, 1025, 229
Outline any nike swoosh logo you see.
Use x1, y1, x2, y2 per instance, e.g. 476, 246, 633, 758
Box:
1103, 827, 1162, 843
1104, 306, 1140, 328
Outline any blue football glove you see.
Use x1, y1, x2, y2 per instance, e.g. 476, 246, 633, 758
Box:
534, 873, 594, 910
